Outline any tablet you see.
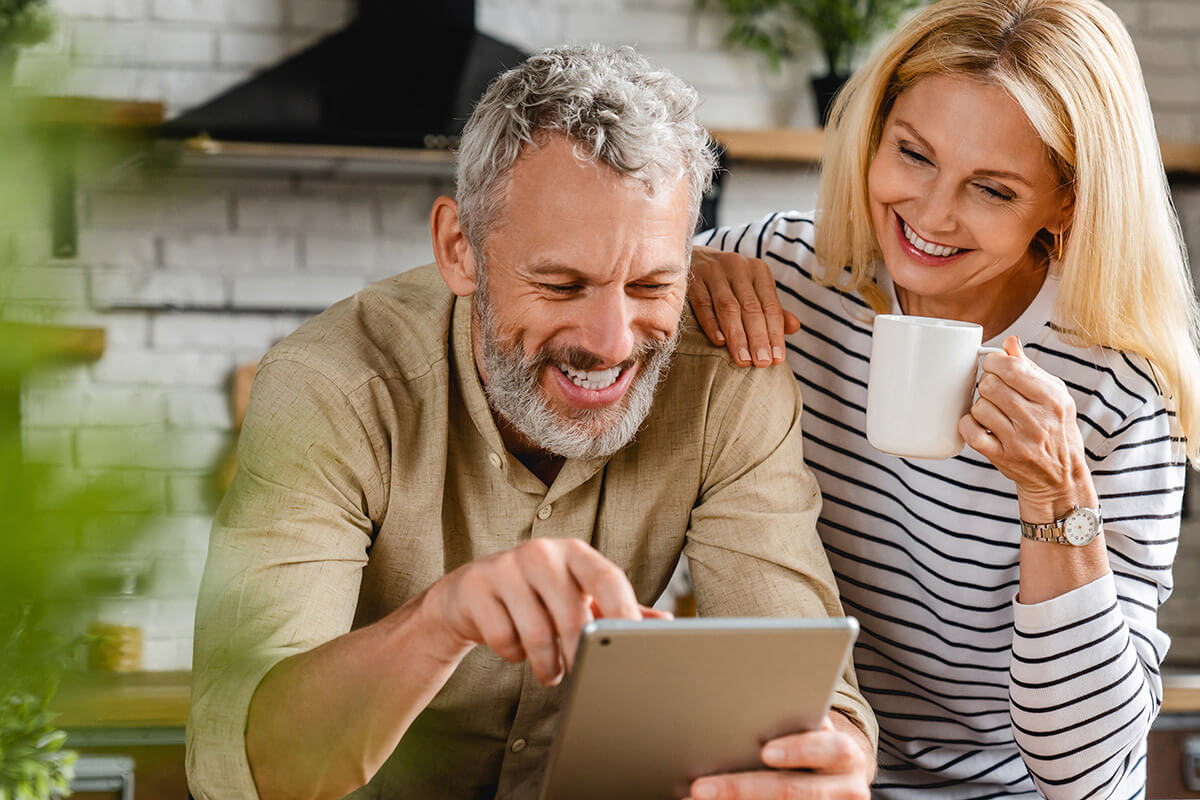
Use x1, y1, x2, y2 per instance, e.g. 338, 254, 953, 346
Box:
537, 616, 859, 800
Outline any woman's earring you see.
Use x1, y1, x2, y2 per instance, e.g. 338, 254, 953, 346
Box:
1054, 231, 1063, 262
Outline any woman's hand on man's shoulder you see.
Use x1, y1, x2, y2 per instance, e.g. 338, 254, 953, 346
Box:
688, 245, 800, 368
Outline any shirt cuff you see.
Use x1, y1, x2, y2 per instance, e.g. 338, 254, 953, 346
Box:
830, 680, 879, 754
186, 653, 288, 800
1012, 572, 1118, 634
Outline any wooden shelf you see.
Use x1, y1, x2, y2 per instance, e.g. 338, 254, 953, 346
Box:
710, 128, 825, 164
710, 128, 1200, 176
1164, 672, 1200, 714
2, 322, 105, 362
21, 96, 165, 128
171, 135, 456, 177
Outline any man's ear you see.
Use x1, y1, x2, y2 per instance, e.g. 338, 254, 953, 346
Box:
431, 196, 478, 297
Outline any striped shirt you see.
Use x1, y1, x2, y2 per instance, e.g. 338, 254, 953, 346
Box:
701, 213, 1186, 800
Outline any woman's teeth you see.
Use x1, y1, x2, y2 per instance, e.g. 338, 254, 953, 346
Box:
902, 220, 964, 257
558, 363, 622, 390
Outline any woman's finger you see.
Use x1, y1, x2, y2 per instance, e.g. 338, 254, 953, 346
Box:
976, 371, 1039, 431
708, 277, 753, 365
751, 261, 787, 364
959, 413, 1003, 460
969, 396, 1016, 442
729, 267, 773, 366
687, 277, 726, 346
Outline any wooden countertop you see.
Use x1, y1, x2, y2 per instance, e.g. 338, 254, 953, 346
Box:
54, 671, 190, 728
709, 128, 1200, 176
49, 669, 1200, 729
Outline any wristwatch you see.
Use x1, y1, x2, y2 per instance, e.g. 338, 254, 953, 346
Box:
1020, 506, 1102, 546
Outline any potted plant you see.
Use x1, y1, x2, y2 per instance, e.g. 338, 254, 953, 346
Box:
0, 0, 54, 85
704, 0, 925, 126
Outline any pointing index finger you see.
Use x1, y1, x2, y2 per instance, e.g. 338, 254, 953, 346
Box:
565, 545, 640, 621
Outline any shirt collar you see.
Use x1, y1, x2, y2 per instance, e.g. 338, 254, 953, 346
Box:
874, 266, 1058, 347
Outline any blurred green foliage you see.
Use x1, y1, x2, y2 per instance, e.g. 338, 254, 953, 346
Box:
0, 0, 54, 49
0, 56, 152, 798
702, 0, 925, 74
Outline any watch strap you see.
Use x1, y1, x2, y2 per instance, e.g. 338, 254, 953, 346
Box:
1020, 519, 1071, 544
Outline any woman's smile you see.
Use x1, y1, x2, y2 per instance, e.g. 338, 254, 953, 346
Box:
893, 210, 971, 264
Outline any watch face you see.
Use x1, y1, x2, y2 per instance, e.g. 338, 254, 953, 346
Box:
1064, 508, 1101, 546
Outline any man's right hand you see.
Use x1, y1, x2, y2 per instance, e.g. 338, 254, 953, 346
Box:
419, 538, 651, 685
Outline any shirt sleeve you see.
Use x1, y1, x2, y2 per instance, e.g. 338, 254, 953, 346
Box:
1009, 387, 1184, 799
185, 358, 383, 800
685, 355, 878, 752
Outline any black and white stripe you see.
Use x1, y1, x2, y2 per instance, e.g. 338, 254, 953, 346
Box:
701, 214, 1185, 800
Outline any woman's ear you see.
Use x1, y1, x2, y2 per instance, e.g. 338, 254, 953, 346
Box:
431, 196, 479, 297
1048, 189, 1075, 237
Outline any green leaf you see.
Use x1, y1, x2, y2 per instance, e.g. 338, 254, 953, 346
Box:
705, 0, 927, 73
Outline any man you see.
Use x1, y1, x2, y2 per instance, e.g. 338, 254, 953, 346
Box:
186, 45, 876, 800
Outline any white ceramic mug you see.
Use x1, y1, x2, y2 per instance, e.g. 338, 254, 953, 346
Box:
866, 314, 1004, 459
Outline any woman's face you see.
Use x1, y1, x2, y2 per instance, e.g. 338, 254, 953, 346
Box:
867, 74, 1071, 316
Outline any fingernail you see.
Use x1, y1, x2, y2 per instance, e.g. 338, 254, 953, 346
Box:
763, 746, 785, 763
693, 783, 717, 800
737, 348, 751, 363
715, 332, 725, 344
772, 346, 784, 361
756, 348, 770, 363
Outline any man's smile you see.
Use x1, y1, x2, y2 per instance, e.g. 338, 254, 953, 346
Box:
546, 361, 639, 410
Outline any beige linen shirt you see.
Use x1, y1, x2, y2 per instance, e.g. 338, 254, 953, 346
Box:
186, 264, 876, 800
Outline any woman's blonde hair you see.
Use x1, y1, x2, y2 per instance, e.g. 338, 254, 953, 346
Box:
816, 0, 1200, 464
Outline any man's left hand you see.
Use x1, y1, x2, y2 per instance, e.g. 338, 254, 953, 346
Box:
685, 713, 873, 800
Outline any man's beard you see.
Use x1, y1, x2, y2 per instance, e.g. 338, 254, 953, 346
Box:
473, 285, 680, 461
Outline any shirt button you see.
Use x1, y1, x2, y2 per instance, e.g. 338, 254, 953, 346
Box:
488, 452, 503, 469
511, 738, 527, 753
537, 505, 552, 520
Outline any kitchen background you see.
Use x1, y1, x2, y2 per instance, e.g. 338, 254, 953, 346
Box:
7, 0, 1200, 673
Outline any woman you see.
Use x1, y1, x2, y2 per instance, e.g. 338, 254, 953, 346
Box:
690, 0, 1200, 797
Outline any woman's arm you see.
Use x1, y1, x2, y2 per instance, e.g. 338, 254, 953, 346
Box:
964, 341, 1183, 798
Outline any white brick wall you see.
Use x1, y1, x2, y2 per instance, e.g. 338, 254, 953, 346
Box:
12, 0, 1200, 670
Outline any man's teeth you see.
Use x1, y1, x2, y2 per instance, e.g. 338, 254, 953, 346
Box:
558, 363, 622, 390
902, 220, 964, 257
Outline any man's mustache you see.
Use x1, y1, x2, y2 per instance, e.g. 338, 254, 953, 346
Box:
534, 336, 673, 373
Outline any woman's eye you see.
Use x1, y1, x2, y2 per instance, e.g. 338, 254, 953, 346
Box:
899, 145, 931, 165
978, 184, 1015, 201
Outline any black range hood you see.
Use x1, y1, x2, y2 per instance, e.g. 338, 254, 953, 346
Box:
159, 0, 527, 150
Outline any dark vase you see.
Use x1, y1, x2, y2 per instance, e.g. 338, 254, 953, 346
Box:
811, 73, 850, 128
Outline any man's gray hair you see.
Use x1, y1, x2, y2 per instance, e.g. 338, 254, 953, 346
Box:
455, 43, 718, 252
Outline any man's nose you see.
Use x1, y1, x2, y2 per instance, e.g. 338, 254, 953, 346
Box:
576, 289, 636, 368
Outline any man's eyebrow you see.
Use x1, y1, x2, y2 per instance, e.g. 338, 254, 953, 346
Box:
894, 119, 1033, 188
524, 262, 687, 279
